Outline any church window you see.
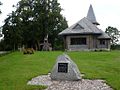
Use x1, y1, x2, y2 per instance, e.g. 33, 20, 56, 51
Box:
71, 38, 87, 45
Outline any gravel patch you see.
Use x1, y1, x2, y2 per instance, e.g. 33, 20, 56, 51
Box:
27, 74, 113, 90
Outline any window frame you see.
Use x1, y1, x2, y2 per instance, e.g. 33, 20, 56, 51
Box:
99, 39, 106, 45
70, 37, 87, 45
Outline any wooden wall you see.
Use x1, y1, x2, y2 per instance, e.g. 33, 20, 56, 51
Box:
64, 35, 110, 51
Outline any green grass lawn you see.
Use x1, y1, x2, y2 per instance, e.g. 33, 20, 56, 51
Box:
0, 51, 120, 90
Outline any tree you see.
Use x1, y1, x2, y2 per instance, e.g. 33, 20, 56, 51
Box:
3, 11, 23, 50
46, 0, 68, 49
0, 1, 2, 37
105, 26, 120, 45
0, 1, 2, 14
0, 27, 3, 37
2, 0, 68, 50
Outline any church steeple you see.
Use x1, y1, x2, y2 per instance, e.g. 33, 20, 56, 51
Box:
87, 4, 100, 25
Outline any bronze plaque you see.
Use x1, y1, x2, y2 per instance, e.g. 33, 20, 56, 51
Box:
58, 63, 68, 73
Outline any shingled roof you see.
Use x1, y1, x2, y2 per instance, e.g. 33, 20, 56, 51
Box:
59, 17, 110, 39
59, 17, 102, 35
98, 31, 110, 39
87, 4, 100, 25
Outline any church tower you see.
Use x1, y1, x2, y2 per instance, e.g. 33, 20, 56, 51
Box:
87, 4, 100, 25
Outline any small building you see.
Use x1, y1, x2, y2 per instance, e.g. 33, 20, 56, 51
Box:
59, 5, 111, 51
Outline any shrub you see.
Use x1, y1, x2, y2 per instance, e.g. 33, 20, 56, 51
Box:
23, 48, 34, 54
111, 45, 120, 50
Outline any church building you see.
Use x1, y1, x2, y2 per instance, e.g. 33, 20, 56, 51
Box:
59, 5, 111, 51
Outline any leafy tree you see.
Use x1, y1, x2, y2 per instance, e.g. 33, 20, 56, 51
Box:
3, 11, 23, 50
0, 1, 2, 37
0, 27, 2, 37
2, 0, 68, 50
105, 26, 120, 45
0, 1, 2, 14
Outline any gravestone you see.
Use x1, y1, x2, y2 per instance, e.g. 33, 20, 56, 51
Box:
50, 54, 81, 81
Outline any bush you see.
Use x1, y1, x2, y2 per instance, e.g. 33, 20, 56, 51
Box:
111, 45, 120, 50
23, 48, 34, 54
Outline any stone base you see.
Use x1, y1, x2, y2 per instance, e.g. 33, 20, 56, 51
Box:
27, 74, 113, 90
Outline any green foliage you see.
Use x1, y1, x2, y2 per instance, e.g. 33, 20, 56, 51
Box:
0, 27, 2, 37
0, 1, 2, 14
2, 11, 23, 51
0, 1, 2, 5
111, 45, 120, 50
0, 34, 2, 37
105, 26, 120, 45
2, 0, 68, 51
0, 51, 120, 89
0, 39, 12, 51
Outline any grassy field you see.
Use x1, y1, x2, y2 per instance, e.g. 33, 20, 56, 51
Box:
0, 51, 120, 90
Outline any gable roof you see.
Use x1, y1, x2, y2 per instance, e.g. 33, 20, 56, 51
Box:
87, 4, 100, 25
59, 17, 110, 39
59, 17, 102, 35
73, 24, 84, 30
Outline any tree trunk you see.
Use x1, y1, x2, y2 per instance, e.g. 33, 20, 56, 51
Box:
37, 40, 40, 51
13, 43, 16, 51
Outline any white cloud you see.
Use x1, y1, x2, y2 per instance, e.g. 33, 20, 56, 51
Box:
0, 0, 120, 31
0, 0, 19, 26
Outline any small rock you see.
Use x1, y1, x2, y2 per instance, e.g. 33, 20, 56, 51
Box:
27, 74, 113, 90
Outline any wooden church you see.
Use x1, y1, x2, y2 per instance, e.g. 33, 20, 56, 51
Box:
59, 5, 111, 51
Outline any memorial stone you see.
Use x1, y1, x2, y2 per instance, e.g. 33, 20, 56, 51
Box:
50, 54, 81, 81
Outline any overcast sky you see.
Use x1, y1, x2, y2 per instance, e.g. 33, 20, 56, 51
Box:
0, 0, 120, 31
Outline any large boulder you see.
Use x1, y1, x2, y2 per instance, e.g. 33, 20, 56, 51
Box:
50, 54, 81, 81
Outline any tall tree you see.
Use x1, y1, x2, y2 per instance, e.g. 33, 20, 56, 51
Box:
105, 26, 120, 45
3, 11, 23, 50
2, 0, 68, 50
0, 1, 2, 14
0, 1, 2, 37
0, 27, 2, 37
